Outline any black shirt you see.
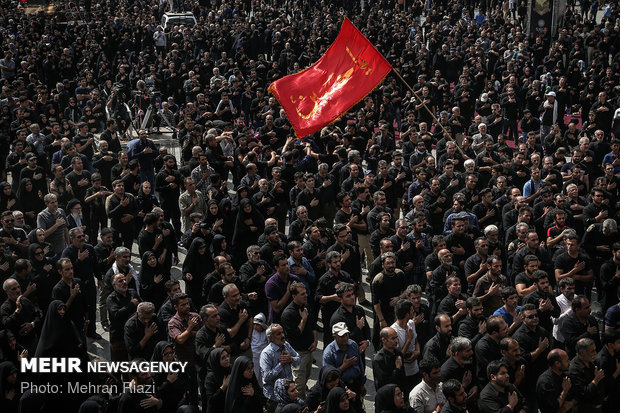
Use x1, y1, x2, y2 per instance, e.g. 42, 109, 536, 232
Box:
316, 270, 354, 325
458, 316, 484, 347
372, 347, 405, 390
106, 289, 139, 342
594, 346, 620, 410
329, 305, 371, 347
478, 382, 525, 413
536, 368, 566, 413
474, 335, 502, 386
371, 270, 407, 327
52, 278, 87, 328
218, 299, 251, 352
124, 313, 165, 360
568, 355, 604, 410
195, 325, 234, 379
511, 323, 549, 378
562, 312, 601, 359
423, 332, 451, 365
441, 356, 475, 391
281, 300, 316, 351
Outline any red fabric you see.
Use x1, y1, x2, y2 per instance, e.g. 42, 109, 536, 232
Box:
268, 17, 392, 138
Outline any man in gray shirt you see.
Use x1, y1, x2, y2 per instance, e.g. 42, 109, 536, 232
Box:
37, 194, 69, 255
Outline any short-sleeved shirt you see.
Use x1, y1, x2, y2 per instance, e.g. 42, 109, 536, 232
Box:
605, 304, 620, 330
391, 320, 419, 376
37, 208, 67, 254
168, 311, 201, 365
264, 273, 301, 323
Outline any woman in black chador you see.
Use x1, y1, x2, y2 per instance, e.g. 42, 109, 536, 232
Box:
202, 347, 231, 413
139, 251, 168, 310
182, 237, 213, 306
32, 300, 89, 413
224, 356, 264, 413
151, 341, 192, 413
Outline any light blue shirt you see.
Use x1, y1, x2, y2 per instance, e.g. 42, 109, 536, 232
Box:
259, 341, 300, 400
523, 179, 547, 198
322, 339, 366, 384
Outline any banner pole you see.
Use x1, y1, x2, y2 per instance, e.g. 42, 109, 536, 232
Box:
391, 68, 468, 159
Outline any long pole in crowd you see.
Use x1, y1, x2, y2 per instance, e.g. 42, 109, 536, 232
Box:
391, 68, 468, 159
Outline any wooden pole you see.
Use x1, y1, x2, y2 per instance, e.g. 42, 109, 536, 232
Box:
391, 68, 467, 158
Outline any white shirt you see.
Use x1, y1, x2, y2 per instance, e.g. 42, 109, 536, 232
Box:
391, 319, 419, 376
552, 293, 572, 343
409, 380, 446, 413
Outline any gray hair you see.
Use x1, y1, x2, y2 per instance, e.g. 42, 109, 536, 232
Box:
44, 193, 57, 204
266, 323, 282, 338
347, 150, 360, 162
603, 219, 617, 233
246, 245, 260, 257
450, 336, 472, 355
484, 225, 498, 235
516, 222, 530, 233
576, 338, 595, 355
114, 247, 130, 258
137, 302, 155, 314
69, 227, 83, 238
222, 283, 238, 298
3, 278, 18, 292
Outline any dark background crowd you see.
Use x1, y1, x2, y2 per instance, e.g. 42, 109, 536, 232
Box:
0, 0, 619, 412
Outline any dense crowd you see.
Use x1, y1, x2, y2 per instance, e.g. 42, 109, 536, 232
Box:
0, 0, 620, 412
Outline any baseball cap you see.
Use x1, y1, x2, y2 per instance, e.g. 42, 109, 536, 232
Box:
332, 322, 350, 337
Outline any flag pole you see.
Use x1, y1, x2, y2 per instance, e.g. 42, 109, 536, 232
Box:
391, 68, 468, 159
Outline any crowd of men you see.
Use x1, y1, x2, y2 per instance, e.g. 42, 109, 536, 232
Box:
1, 0, 620, 412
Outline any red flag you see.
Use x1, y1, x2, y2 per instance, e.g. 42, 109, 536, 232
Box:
268, 17, 392, 139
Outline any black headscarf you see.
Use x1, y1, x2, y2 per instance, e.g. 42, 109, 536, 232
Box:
278, 404, 305, 413
224, 356, 262, 413
139, 251, 167, 309
0, 361, 18, 411
34, 300, 84, 358
202, 348, 231, 413
325, 387, 350, 413
183, 237, 214, 277
136, 183, 159, 213
206, 348, 231, 382
0, 182, 19, 212
232, 198, 264, 255
150, 340, 190, 406
210, 234, 229, 258
216, 198, 234, 239
27, 229, 54, 260
150, 341, 174, 382
374, 384, 402, 413
78, 397, 104, 413
28, 243, 46, 270
15, 178, 44, 216
231, 185, 250, 210
0, 330, 21, 365
203, 200, 222, 227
